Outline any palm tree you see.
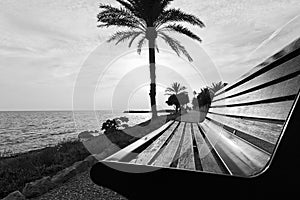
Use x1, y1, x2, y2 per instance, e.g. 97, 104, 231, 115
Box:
165, 82, 187, 95
210, 81, 226, 93
209, 81, 227, 99
97, 0, 205, 118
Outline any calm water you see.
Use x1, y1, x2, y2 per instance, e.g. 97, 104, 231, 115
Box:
0, 111, 151, 156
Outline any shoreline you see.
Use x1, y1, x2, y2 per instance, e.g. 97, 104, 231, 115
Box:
0, 110, 153, 158
0, 113, 178, 199
123, 110, 174, 113
0, 116, 153, 159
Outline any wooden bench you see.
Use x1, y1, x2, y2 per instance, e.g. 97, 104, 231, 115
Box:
104, 37, 300, 177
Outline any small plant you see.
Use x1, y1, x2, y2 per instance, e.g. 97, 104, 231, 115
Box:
101, 119, 119, 133
101, 117, 129, 134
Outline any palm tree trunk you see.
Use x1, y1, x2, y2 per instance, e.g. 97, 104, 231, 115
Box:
148, 38, 158, 118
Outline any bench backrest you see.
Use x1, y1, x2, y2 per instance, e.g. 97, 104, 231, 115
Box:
206, 38, 300, 154
103, 38, 300, 177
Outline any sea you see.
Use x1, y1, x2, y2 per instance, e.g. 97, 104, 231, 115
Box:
0, 110, 152, 156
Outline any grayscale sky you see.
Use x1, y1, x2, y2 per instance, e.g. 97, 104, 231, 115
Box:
0, 0, 300, 111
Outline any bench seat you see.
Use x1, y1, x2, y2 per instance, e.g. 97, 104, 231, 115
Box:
105, 119, 273, 176
104, 37, 300, 177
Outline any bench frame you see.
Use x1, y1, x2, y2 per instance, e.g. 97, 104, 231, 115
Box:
91, 37, 300, 198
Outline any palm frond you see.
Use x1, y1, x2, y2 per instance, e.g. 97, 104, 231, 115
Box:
173, 82, 186, 93
159, 32, 193, 61
128, 32, 143, 47
165, 87, 176, 93
115, 0, 147, 28
115, 0, 136, 14
178, 85, 187, 92
160, 24, 202, 42
159, 32, 180, 56
172, 82, 179, 90
107, 31, 143, 45
98, 16, 141, 30
97, 1, 204, 60
97, 4, 145, 30
124, 0, 148, 23
155, 8, 205, 28
161, 0, 174, 10
115, 33, 140, 45
155, 41, 160, 53
137, 36, 146, 55
165, 82, 187, 95
120, 0, 172, 26
209, 81, 226, 93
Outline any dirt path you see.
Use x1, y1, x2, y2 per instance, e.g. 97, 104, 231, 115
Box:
32, 170, 127, 200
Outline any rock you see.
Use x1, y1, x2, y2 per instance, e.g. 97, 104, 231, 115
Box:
73, 160, 89, 173
22, 176, 55, 198
50, 166, 77, 184
2, 191, 26, 200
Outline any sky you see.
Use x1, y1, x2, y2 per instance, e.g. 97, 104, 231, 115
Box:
0, 0, 300, 111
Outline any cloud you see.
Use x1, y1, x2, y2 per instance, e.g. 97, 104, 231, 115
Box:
246, 14, 300, 60
1, 0, 300, 110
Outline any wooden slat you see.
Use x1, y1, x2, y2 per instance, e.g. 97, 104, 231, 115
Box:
213, 54, 300, 102
131, 121, 179, 165
214, 38, 300, 97
209, 100, 294, 121
211, 75, 300, 107
151, 122, 185, 168
192, 123, 224, 174
206, 113, 282, 145
104, 121, 173, 162
177, 123, 195, 170
199, 120, 271, 176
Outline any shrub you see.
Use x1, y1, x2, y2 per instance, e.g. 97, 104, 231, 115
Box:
166, 92, 189, 113
192, 87, 212, 109
101, 117, 129, 134
101, 119, 118, 133
0, 139, 90, 198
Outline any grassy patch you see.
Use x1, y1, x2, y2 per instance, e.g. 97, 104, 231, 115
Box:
0, 139, 90, 198
0, 114, 176, 198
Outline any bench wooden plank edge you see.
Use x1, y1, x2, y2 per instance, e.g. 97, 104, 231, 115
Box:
192, 123, 225, 174
208, 100, 294, 121
213, 37, 300, 98
211, 72, 300, 105
177, 123, 196, 170
199, 121, 271, 176
205, 113, 279, 147
205, 117, 274, 155
196, 123, 233, 175
151, 122, 186, 168
132, 121, 180, 165
104, 120, 174, 162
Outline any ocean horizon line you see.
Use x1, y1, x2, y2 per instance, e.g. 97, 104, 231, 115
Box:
0, 109, 172, 112
0, 109, 120, 112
